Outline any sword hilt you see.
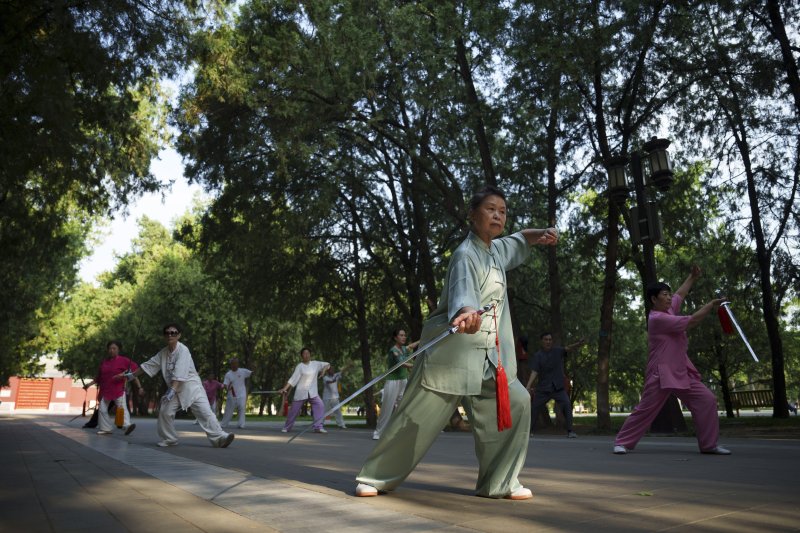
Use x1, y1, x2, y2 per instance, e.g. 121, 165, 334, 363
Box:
447, 303, 495, 333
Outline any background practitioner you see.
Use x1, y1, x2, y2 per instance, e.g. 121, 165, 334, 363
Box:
122, 323, 234, 448
526, 333, 585, 438
323, 365, 348, 429
278, 348, 330, 434
84, 340, 143, 436
194, 372, 224, 424
221, 358, 252, 429
613, 266, 730, 455
372, 329, 418, 440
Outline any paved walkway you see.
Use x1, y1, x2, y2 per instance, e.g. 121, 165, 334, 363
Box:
1, 415, 798, 532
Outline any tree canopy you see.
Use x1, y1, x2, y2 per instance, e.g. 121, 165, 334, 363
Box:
4, 0, 799, 423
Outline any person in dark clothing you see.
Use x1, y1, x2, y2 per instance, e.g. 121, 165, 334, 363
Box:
525, 332, 585, 438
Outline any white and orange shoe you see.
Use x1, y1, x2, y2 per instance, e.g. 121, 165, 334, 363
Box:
504, 487, 533, 500
355, 483, 378, 497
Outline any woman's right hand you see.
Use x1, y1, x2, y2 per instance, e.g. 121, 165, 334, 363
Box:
451, 307, 482, 334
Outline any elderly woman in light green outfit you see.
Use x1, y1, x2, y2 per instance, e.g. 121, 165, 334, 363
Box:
355, 185, 558, 500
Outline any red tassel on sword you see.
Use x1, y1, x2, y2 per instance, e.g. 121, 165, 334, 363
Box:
493, 310, 512, 431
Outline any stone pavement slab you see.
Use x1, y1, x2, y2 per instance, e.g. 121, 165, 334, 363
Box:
2, 414, 799, 532
0, 417, 270, 533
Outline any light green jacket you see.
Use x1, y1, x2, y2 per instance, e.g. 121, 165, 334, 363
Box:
419, 231, 530, 395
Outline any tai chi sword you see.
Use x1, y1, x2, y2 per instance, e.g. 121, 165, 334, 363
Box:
718, 300, 759, 362
287, 304, 495, 443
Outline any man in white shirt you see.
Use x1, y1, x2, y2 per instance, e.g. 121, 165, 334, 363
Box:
322, 366, 347, 429
278, 347, 329, 433
221, 358, 252, 429
121, 323, 234, 448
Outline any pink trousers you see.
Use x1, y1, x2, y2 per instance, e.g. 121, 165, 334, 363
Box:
614, 373, 720, 451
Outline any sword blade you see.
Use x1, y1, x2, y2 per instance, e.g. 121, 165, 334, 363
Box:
721, 302, 759, 362
287, 304, 494, 443
287, 326, 455, 443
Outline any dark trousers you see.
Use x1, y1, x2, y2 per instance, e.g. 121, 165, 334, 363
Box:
531, 388, 573, 432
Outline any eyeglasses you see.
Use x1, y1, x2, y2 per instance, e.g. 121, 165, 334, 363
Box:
164, 331, 180, 336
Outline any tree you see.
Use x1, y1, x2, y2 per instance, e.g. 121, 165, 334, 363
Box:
0, 0, 194, 384
670, 1, 798, 417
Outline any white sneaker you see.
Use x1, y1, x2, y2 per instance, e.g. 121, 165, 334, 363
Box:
157, 440, 178, 447
372, 432, 380, 440
338, 425, 348, 429
613, 445, 628, 454
567, 431, 578, 438
281, 428, 289, 433
355, 483, 378, 497
702, 446, 731, 455
314, 428, 328, 434
504, 487, 533, 500
96, 430, 112, 435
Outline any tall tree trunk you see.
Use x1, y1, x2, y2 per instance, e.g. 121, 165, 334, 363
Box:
455, 36, 496, 186
351, 222, 377, 427
765, 0, 800, 118
740, 147, 789, 418
596, 200, 620, 431
544, 76, 563, 343
711, 6, 789, 419
407, 161, 437, 335
590, 48, 617, 431
718, 358, 734, 418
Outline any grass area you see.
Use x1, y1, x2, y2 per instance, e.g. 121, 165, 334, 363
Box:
717, 413, 800, 438
563, 412, 800, 439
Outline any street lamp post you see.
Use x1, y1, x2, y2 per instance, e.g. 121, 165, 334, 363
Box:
607, 137, 687, 433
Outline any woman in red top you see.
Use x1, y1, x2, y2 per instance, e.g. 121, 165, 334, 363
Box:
84, 340, 144, 436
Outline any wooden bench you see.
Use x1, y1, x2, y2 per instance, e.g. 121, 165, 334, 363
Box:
730, 390, 774, 416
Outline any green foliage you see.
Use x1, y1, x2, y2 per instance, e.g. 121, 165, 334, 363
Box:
0, 0, 195, 384
7, 1, 799, 424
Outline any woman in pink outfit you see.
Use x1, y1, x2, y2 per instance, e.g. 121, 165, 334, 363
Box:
613, 266, 731, 455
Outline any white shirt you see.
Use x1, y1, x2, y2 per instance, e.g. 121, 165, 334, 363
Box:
140, 342, 205, 410
322, 372, 342, 400
223, 368, 252, 398
287, 360, 329, 401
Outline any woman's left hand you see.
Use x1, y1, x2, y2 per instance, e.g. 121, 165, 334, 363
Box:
538, 228, 558, 245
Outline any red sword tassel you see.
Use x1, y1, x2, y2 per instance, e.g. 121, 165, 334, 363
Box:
493, 309, 512, 432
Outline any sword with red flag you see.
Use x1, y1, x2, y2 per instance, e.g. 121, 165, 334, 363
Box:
717, 297, 759, 362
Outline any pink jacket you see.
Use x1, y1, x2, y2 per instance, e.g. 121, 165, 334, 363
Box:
645, 294, 701, 390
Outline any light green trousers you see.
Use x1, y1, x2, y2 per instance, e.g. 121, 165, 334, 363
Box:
356, 364, 531, 497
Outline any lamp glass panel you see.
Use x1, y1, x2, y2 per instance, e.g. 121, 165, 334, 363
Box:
609, 165, 627, 189
649, 149, 671, 173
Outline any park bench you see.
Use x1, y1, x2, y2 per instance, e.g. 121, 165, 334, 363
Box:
730, 389, 774, 416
